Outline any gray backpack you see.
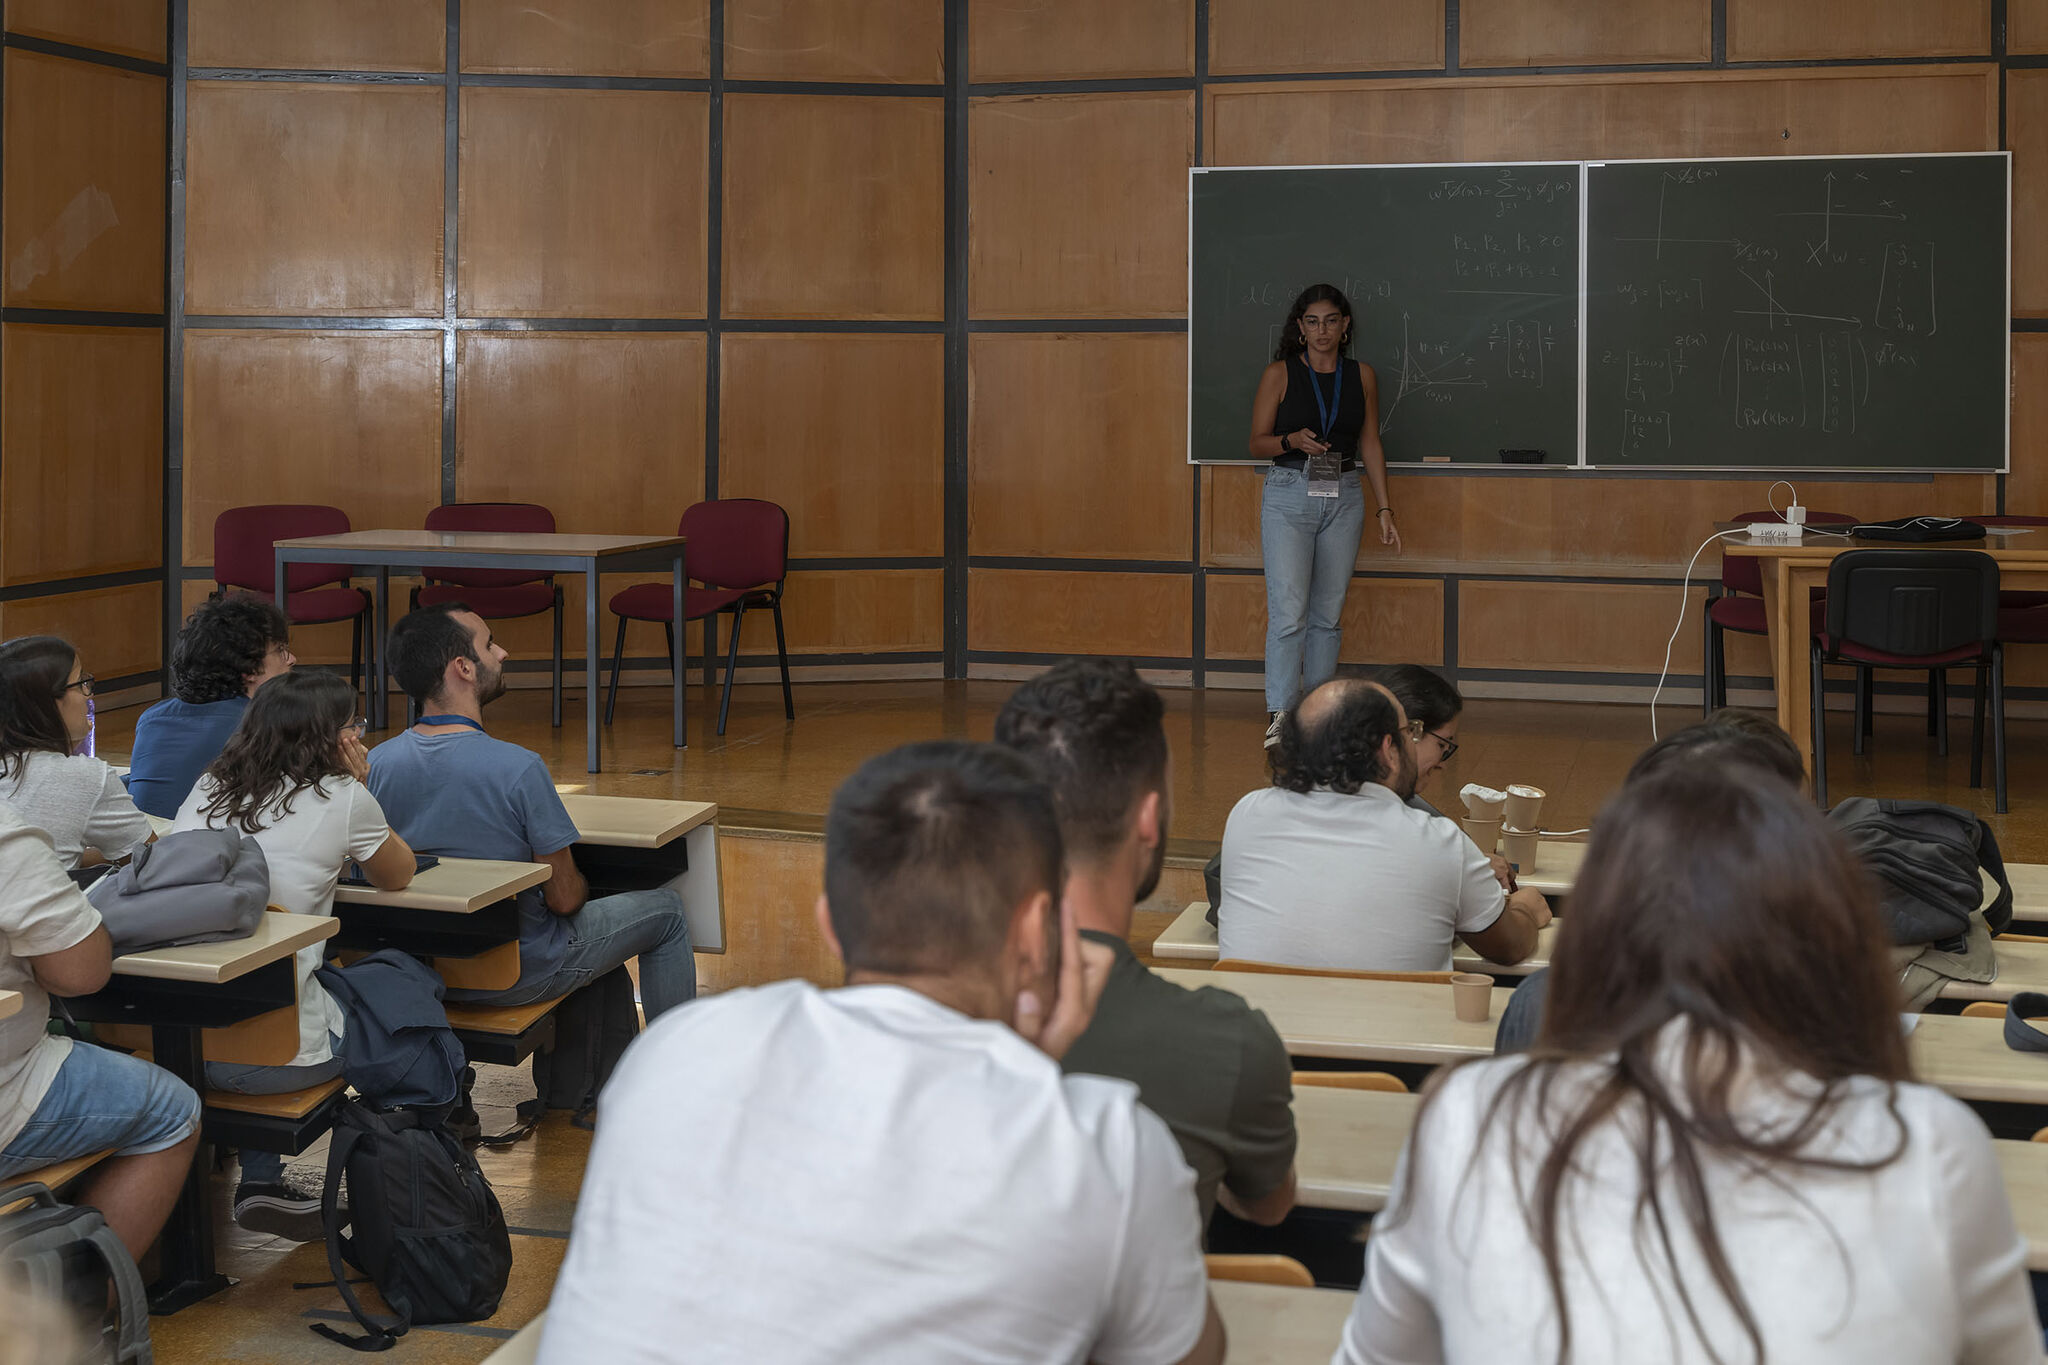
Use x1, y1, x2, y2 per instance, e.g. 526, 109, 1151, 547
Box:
0, 1182, 153, 1363
85, 829, 269, 955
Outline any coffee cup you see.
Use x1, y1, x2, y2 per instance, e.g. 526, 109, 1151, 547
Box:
1459, 816, 1502, 855
1501, 829, 1539, 871
1503, 784, 1546, 832
1451, 972, 1494, 1022
1460, 784, 1507, 819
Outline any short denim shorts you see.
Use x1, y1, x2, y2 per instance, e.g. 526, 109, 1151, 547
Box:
0, 1042, 200, 1180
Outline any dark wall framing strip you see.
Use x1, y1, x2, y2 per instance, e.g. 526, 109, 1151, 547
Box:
969, 650, 1194, 670
3, 307, 164, 326
440, 0, 459, 505
968, 556, 1194, 573
3, 31, 167, 76
1191, 0, 1211, 688
0, 567, 163, 602
162, 1, 189, 675
944, 0, 970, 679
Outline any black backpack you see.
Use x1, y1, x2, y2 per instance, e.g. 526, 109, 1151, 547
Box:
310, 1102, 512, 1351
0, 1182, 153, 1363
1827, 797, 2013, 948
533, 966, 640, 1126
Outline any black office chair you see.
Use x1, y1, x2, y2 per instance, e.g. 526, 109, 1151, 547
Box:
1809, 549, 2005, 813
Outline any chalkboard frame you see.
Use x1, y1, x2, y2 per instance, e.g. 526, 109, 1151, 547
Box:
1187, 152, 2010, 475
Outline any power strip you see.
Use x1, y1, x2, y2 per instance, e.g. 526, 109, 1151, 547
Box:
1744, 521, 1803, 540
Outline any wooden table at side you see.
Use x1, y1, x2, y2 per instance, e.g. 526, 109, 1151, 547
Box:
1722, 531, 2048, 777
0, 990, 19, 1020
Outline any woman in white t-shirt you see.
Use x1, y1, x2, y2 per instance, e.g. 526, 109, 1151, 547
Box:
172, 669, 415, 1240
1336, 762, 2041, 1365
0, 635, 153, 869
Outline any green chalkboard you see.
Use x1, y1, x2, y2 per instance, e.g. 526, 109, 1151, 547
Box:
1188, 164, 1581, 466
1584, 154, 2008, 469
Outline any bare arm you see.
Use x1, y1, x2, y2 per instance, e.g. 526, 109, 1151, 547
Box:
538, 846, 589, 917
1174, 1295, 1227, 1365
1218, 1165, 1298, 1227
1357, 362, 1401, 551
1460, 887, 1551, 966
358, 828, 416, 892
1247, 361, 1325, 460
30, 924, 113, 997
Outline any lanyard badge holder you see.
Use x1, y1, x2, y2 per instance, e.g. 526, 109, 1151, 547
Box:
1306, 365, 1343, 498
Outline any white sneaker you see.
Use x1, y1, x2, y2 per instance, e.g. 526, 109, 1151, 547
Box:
1263, 711, 1284, 749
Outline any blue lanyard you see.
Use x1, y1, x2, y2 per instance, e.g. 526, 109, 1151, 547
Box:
1307, 361, 1342, 440
416, 714, 485, 732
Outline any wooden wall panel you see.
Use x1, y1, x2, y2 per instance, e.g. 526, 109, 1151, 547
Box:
1208, 0, 1443, 75
2, 52, 163, 312
719, 334, 943, 557
724, 0, 943, 83
460, 0, 710, 77
7, 0, 165, 61
722, 95, 942, 320
1461, 0, 1709, 67
2011, 70, 2048, 318
459, 88, 707, 318
2015, 0, 2048, 53
1726, 0, 1989, 61
968, 332, 1191, 560
728, 569, 947, 655
455, 332, 705, 538
968, 569, 1192, 657
1460, 580, 1707, 673
2, 325, 162, 585
969, 0, 1193, 80
182, 331, 443, 566
1204, 573, 1445, 665
176, 575, 397, 670
1207, 68, 1998, 168
188, 0, 444, 71
2010, 334, 2048, 515
0, 583, 161, 682
970, 92, 1192, 318
185, 83, 441, 315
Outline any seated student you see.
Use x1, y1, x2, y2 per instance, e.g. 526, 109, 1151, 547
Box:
996, 659, 1298, 1226
170, 670, 414, 1239
539, 741, 1223, 1365
127, 595, 294, 819
1368, 662, 1466, 817
368, 603, 693, 1019
1217, 678, 1549, 972
0, 636, 152, 869
1337, 762, 2040, 1364
0, 803, 201, 1265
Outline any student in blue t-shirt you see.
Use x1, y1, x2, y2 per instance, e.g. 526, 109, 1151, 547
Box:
368, 604, 695, 1020
125, 596, 294, 818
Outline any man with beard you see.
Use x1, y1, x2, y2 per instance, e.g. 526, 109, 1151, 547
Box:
995, 660, 1297, 1226
370, 604, 694, 1021
1217, 678, 1549, 973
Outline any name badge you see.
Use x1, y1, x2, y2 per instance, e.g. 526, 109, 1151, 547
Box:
1306, 450, 1342, 498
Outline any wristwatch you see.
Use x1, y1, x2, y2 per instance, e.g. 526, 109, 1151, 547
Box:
1279, 433, 1292, 454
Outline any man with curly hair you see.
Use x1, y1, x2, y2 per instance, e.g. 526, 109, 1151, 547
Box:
125, 595, 294, 818
1216, 678, 1549, 973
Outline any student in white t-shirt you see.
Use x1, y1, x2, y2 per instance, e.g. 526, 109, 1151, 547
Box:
172, 669, 415, 1241
540, 741, 1225, 1365
0, 636, 153, 869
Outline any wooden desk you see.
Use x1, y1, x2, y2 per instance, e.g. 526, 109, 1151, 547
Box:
1723, 530, 2048, 778
1154, 904, 1554, 979
1908, 1013, 2048, 1105
0, 990, 19, 1020
1158, 968, 1511, 1064
2011, 862, 2048, 926
274, 530, 688, 770
561, 794, 727, 954
333, 857, 551, 916
112, 911, 336, 985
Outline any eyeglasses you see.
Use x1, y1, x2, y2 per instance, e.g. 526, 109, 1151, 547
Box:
59, 674, 95, 699
1402, 719, 1459, 761
342, 717, 368, 740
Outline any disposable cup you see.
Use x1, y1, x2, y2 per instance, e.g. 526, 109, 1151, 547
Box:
1459, 816, 1502, 855
1501, 829, 1539, 871
1451, 972, 1494, 1023
1503, 784, 1546, 832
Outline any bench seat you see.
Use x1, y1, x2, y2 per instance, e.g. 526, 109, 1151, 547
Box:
0, 1149, 114, 1211
203, 1078, 348, 1154
446, 997, 564, 1066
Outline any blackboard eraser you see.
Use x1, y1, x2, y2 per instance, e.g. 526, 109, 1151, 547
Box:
1422, 455, 1452, 464
1499, 449, 1548, 464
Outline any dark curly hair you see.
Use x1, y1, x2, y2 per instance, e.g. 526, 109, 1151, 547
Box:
994, 659, 1168, 865
1370, 663, 1462, 733
199, 670, 358, 834
0, 636, 79, 780
1273, 283, 1353, 362
387, 602, 476, 707
172, 595, 290, 704
1270, 681, 1399, 795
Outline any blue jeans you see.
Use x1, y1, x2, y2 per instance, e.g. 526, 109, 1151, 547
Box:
0, 1042, 200, 1180
206, 1034, 345, 1186
1261, 465, 1366, 711
449, 887, 695, 1023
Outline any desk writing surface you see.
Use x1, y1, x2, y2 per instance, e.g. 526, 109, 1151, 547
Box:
112, 912, 337, 985
332, 857, 551, 915
1294, 1085, 1420, 1213
0, 991, 18, 1021
1157, 968, 1510, 1063
1156, 904, 1555, 978
273, 530, 686, 558
1936, 937, 2048, 1004
559, 794, 715, 848
1908, 1013, 2048, 1105
1210, 1280, 1356, 1364
2009, 862, 2048, 924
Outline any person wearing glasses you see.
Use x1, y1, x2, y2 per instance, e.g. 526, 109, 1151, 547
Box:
0, 636, 153, 870
1246, 284, 1402, 751
1216, 678, 1549, 974
170, 669, 415, 1240
126, 594, 295, 819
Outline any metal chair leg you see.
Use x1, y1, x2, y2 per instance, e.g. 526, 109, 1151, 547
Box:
1702, 615, 1717, 718
349, 609, 364, 698
772, 601, 794, 721
1992, 645, 2008, 815
663, 624, 676, 684
703, 616, 717, 693
1851, 667, 1869, 757
603, 617, 629, 726
1926, 669, 1940, 737
718, 602, 746, 736
550, 587, 565, 729
1933, 668, 1949, 758
1970, 663, 1987, 789
1810, 643, 1829, 810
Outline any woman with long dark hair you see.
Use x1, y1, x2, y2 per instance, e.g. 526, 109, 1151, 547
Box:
1336, 762, 2038, 1362
170, 669, 414, 1241
0, 635, 152, 868
1247, 284, 1400, 748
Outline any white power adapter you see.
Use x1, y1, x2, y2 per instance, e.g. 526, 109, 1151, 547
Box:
1745, 520, 1802, 540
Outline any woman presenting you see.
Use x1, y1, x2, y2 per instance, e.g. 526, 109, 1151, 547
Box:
1247, 284, 1400, 746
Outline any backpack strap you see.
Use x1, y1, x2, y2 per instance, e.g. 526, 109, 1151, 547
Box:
1975, 816, 2015, 937
2005, 993, 2048, 1053
310, 1111, 409, 1352
87, 1216, 152, 1364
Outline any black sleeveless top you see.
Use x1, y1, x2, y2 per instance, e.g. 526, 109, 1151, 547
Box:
1271, 353, 1366, 466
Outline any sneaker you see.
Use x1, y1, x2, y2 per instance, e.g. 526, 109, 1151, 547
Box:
1263, 711, 1284, 749
232, 1175, 329, 1243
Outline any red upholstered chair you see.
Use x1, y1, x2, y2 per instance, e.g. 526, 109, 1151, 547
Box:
1809, 549, 2004, 813
410, 503, 565, 727
1701, 507, 1858, 714
212, 504, 371, 692
604, 499, 794, 737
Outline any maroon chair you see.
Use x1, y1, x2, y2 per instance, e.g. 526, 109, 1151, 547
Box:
410, 503, 564, 727
604, 499, 794, 737
212, 504, 371, 692
1702, 507, 1858, 714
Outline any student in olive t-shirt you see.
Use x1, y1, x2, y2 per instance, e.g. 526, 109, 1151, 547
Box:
995, 660, 1297, 1225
